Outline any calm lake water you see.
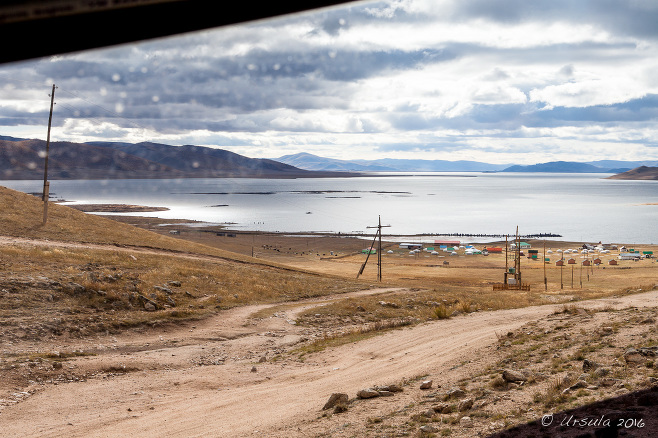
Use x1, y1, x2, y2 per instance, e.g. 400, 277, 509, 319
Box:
2, 173, 657, 244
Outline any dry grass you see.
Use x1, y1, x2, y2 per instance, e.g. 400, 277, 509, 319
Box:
293, 317, 415, 356
0, 186, 299, 269
306, 244, 658, 295
0, 186, 363, 337
0, 242, 363, 337
291, 277, 658, 351
295, 286, 545, 329
2, 184, 657, 342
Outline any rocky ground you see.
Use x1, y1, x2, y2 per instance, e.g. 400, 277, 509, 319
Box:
1, 273, 656, 437
1, 221, 656, 437
307, 302, 658, 438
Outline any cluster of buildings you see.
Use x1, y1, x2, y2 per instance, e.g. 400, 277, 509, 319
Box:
390, 240, 654, 266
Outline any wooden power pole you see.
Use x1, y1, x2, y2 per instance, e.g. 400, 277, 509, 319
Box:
543, 240, 548, 292
357, 216, 390, 281
42, 84, 56, 225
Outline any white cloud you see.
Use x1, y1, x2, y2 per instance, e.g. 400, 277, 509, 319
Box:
529, 78, 648, 108
0, 0, 657, 164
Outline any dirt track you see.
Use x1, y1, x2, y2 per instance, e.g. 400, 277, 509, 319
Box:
3, 273, 658, 438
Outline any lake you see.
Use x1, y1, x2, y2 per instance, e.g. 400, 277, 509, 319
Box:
2, 173, 657, 244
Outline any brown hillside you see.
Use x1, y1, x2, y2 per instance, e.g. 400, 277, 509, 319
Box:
0, 139, 352, 180
0, 139, 183, 179
607, 165, 658, 180
0, 184, 265, 263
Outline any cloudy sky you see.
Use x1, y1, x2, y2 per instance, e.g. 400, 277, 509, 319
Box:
1, 0, 658, 165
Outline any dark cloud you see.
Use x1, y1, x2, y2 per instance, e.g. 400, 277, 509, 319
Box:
559, 64, 575, 77
449, 0, 658, 39
527, 95, 658, 126
385, 94, 658, 134
0, 115, 41, 127
0, 0, 655, 161
320, 16, 350, 36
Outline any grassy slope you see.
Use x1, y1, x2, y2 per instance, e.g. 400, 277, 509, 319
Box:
1, 185, 227, 250
0, 185, 296, 266
0, 185, 362, 337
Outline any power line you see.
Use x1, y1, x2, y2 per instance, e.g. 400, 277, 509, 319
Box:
357, 215, 391, 281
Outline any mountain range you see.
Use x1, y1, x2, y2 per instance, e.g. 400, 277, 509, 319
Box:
0, 138, 353, 180
274, 152, 658, 173
501, 161, 633, 173
275, 152, 512, 172
1, 136, 657, 180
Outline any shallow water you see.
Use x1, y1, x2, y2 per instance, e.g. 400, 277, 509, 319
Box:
3, 172, 657, 244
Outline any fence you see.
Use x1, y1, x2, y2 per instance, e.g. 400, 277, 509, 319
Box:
492, 283, 531, 291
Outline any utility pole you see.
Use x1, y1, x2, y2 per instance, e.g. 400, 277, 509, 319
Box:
504, 234, 509, 285
543, 240, 548, 291
357, 216, 390, 281
560, 251, 564, 290
42, 84, 56, 225
514, 225, 521, 287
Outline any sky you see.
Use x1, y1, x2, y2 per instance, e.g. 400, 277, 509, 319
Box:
1, 0, 658, 165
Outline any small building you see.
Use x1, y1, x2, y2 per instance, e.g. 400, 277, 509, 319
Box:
619, 253, 641, 260
555, 259, 564, 266
435, 240, 460, 247
486, 247, 503, 253
582, 260, 591, 266
608, 259, 618, 265
399, 243, 422, 250
567, 258, 576, 264
593, 258, 602, 265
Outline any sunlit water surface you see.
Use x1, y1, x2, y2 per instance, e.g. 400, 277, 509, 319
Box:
3, 173, 657, 244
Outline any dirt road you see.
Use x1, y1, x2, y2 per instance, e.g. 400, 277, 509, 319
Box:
3, 280, 658, 438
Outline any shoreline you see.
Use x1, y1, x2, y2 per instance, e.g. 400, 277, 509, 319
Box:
64, 203, 170, 213
100, 212, 658, 263
73, 203, 655, 248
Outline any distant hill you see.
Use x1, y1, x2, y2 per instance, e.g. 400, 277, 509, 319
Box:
606, 166, 658, 180
276, 153, 658, 173
0, 139, 182, 180
275, 152, 510, 172
276, 152, 397, 172
361, 158, 511, 172
586, 159, 658, 169
3, 136, 655, 178
88, 142, 314, 177
502, 161, 623, 173
0, 139, 351, 180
